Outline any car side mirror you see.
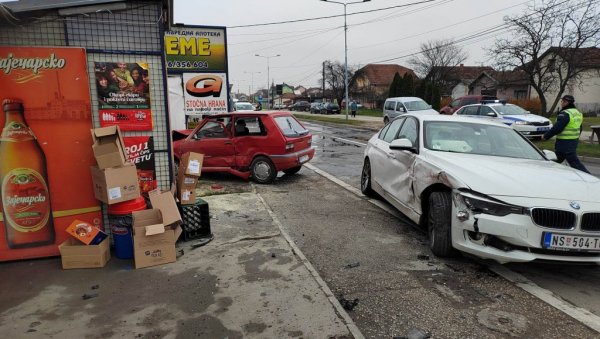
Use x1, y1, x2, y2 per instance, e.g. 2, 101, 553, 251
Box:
543, 149, 557, 161
398, 107, 406, 113
486, 112, 497, 117
389, 138, 416, 152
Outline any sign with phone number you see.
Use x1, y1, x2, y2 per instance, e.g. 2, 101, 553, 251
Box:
164, 27, 227, 73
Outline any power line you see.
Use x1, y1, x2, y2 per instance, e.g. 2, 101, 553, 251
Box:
228, 0, 440, 28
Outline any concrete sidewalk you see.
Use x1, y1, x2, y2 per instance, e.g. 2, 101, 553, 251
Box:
0, 183, 358, 338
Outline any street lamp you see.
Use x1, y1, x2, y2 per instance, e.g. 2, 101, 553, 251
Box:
244, 71, 261, 103
321, 0, 370, 120
255, 53, 281, 109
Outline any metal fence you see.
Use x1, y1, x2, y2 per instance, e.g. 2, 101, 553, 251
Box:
0, 1, 172, 190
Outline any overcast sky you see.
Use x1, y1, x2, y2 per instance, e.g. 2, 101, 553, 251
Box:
174, 0, 532, 94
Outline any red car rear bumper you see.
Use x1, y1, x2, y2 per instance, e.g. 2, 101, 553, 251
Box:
270, 147, 315, 170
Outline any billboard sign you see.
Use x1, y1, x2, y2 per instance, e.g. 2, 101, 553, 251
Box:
165, 26, 227, 73
183, 73, 228, 116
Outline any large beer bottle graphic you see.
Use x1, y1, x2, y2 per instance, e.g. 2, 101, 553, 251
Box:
0, 99, 55, 248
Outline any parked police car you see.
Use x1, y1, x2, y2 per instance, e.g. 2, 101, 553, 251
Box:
454, 100, 552, 138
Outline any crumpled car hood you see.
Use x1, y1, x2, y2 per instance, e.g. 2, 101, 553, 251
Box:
424, 151, 600, 201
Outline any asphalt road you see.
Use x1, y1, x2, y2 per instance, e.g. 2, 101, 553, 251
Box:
274, 120, 600, 336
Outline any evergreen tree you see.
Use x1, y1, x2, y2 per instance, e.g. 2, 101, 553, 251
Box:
388, 72, 402, 97
399, 73, 415, 96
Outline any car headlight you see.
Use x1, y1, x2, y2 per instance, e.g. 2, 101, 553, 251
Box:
457, 192, 524, 216
513, 121, 529, 125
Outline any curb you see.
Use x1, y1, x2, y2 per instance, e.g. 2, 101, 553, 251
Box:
252, 184, 365, 339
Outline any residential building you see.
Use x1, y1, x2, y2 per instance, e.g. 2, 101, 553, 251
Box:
352, 64, 417, 108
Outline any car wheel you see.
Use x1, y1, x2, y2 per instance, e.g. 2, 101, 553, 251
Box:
428, 191, 454, 257
250, 156, 277, 184
360, 159, 376, 197
383, 116, 389, 125
283, 166, 301, 175
305, 107, 310, 112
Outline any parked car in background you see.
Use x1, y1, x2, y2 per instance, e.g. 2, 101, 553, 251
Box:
361, 113, 600, 264
290, 101, 311, 112
310, 102, 324, 114
454, 100, 552, 138
439, 95, 497, 115
173, 112, 315, 184
383, 97, 438, 124
234, 101, 256, 112
273, 103, 287, 109
320, 103, 340, 115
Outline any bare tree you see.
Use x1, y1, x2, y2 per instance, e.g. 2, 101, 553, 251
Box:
321, 60, 355, 106
490, 0, 600, 116
408, 39, 468, 89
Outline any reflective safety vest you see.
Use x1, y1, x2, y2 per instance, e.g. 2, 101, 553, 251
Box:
557, 108, 583, 140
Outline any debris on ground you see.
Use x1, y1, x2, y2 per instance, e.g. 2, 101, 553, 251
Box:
82, 293, 98, 300
176, 249, 185, 258
271, 253, 276, 258
345, 261, 360, 269
190, 234, 214, 249
393, 327, 431, 339
417, 254, 430, 261
91, 284, 99, 290
337, 295, 359, 311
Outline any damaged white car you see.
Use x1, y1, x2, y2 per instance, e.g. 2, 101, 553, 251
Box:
361, 114, 600, 263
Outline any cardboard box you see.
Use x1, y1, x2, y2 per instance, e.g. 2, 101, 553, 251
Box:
178, 152, 203, 177
177, 174, 198, 205
90, 163, 140, 204
91, 125, 128, 169
58, 237, 110, 269
132, 209, 182, 269
65, 219, 108, 245
148, 188, 182, 227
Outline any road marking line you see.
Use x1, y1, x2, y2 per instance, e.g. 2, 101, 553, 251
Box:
306, 162, 600, 334
253, 184, 365, 339
490, 264, 600, 333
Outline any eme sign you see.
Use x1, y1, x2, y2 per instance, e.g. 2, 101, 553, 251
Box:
164, 27, 227, 73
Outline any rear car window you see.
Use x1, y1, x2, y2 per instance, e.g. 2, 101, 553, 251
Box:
274, 115, 309, 137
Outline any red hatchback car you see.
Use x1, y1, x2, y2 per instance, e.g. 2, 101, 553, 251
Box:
173, 111, 315, 184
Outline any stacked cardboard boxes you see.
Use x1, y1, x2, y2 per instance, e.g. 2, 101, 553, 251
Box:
176, 152, 203, 205
89, 126, 140, 204
59, 220, 110, 269
131, 188, 182, 269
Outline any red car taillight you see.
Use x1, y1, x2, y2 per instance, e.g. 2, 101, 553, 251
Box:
285, 143, 295, 151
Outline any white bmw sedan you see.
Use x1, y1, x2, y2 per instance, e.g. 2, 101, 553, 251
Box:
361, 114, 600, 264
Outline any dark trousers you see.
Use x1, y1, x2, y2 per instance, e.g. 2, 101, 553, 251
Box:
556, 151, 590, 174
351, 110, 356, 117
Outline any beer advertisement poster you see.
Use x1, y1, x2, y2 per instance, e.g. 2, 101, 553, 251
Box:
0, 46, 102, 261
123, 136, 157, 194
94, 62, 153, 131
183, 72, 228, 116
164, 26, 227, 73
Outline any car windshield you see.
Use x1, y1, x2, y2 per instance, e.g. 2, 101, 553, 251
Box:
235, 103, 254, 111
493, 104, 528, 115
423, 121, 544, 160
274, 115, 309, 137
328, 104, 339, 108
404, 100, 430, 111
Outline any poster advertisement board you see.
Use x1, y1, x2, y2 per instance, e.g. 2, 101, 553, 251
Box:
183, 72, 228, 121
164, 27, 227, 73
123, 136, 157, 194
0, 46, 102, 261
94, 62, 153, 131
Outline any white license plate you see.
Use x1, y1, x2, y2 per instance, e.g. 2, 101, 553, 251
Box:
299, 155, 309, 163
537, 127, 550, 131
542, 232, 600, 251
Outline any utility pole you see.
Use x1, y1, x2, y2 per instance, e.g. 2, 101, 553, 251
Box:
255, 54, 281, 109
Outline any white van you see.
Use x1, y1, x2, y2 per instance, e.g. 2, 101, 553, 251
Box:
382, 97, 439, 124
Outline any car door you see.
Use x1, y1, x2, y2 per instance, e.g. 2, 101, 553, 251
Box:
380, 117, 420, 211
233, 115, 267, 167
178, 116, 235, 168
370, 117, 405, 190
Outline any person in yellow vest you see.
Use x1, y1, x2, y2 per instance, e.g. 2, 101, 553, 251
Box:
541, 95, 590, 173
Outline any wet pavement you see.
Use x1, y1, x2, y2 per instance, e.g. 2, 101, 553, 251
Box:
0, 176, 355, 338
